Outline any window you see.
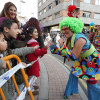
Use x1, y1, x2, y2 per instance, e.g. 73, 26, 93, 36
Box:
40, 20, 42, 23
43, 8, 46, 13
39, 2, 41, 6
55, 0, 60, 6
55, 12, 60, 19
39, 11, 42, 15
48, 15, 52, 21
43, 18, 46, 22
48, 3, 52, 10
84, 0, 92, 4
94, 13, 100, 19
95, 0, 100, 5
43, 0, 46, 3
83, 12, 91, 18
39, 20, 42, 23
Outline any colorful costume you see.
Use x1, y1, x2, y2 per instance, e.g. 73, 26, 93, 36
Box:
51, 33, 100, 80
89, 22, 96, 42
92, 29, 100, 53
50, 17, 100, 99
89, 23, 100, 52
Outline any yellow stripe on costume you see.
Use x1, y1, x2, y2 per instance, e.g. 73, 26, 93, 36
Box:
95, 74, 100, 80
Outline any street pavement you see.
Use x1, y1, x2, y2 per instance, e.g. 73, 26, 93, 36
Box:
26, 52, 88, 100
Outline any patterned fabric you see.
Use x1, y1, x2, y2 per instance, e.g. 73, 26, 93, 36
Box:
50, 33, 100, 81
71, 50, 100, 80
93, 31, 100, 52
50, 44, 76, 61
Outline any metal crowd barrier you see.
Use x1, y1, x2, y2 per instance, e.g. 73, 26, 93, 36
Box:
0, 54, 35, 100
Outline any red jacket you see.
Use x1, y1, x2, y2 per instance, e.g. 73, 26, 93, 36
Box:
26, 39, 47, 77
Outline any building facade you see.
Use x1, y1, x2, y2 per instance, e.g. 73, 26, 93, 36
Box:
38, 0, 100, 32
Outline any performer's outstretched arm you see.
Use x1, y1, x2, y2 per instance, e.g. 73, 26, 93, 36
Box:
50, 44, 76, 61
50, 38, 86, 61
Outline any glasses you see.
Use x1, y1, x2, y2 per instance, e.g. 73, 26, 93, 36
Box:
61, 27, 70, 31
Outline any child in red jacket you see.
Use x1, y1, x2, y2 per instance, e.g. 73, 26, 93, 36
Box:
26, 26, 48, 95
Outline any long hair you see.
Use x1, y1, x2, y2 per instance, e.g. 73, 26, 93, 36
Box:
0, 2, 19, 23
25, 17, 42, 36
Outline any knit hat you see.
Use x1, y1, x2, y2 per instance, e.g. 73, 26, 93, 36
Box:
89, 22, 94, 26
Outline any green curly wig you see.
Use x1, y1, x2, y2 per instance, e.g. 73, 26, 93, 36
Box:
59, 17, 84, 33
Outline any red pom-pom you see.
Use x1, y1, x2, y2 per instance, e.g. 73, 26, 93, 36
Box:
68, 5, 76, 12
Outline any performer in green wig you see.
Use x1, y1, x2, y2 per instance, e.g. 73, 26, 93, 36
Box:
50, 17, 100, 100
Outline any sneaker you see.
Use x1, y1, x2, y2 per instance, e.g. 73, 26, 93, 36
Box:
64, 96, 68, 99
32, 91, 39, 95
33, 85, 39, 90
71, 93, 73, 95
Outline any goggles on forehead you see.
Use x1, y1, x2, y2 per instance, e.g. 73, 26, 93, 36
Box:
61, 27, 70, 31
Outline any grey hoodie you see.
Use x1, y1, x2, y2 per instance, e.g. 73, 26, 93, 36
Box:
0, 47, 35, 100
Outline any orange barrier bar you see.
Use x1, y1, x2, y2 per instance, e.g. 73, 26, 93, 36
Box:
6, 61, 20, 96
2, 54, 34, 100
0, 88, 6, 100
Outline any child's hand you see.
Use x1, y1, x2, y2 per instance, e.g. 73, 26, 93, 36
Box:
20, 34, 25, 38
44, 45, 48, 50
44, 40, 52, 50
44, 39, 52, 47
34, 45, 39, 49
17, 28, 23, 34
22, 62, 27, 67
2, 60, 6, 69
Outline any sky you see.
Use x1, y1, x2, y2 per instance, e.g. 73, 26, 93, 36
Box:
0, 0, 38, 19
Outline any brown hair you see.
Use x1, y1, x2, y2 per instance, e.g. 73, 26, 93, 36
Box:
25, 17, 42, 36
0, 2, 19, 23
74, 8, 80, 13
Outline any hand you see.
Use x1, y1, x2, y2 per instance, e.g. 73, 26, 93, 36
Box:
44, 39, 52, 47
17, 28, 23, 34
34, 45, 39, 49
20, 35, 25, 38
44, 45, 48, 50
22, 62, 27, 67
58, 38, 64, 46
2, 60, 6, 69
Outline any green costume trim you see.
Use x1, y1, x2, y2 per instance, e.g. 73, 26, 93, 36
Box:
64, 34, 96, 58
80, 44, 95, 57
71, 33, 76, 49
